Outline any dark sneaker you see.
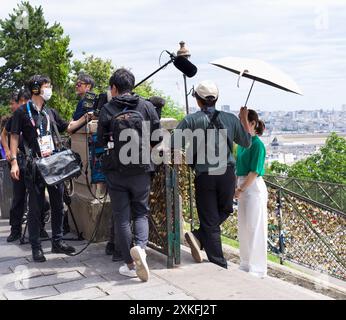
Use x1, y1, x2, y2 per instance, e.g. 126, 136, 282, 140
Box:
40, 229, 49, 239
185, 232, 203, 263
32, 248, 46, 262
51, 240, 76, 255
105, 242, 115, 255
7, 231, 21, 242
112, 250, 123, 262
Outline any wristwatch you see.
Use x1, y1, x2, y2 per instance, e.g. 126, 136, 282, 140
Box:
10, 156, 17, 162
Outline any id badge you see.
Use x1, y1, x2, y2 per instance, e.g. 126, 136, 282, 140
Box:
37, 135, 54, 158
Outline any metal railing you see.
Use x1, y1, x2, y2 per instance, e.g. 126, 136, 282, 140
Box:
148, 164, 180, 268
265, 180, 346, 281
181, 169, 346, 281
264, 175, 346, 213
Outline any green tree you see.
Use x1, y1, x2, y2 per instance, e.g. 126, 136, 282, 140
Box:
40, 26, 73, 119
266, 160, 290, 175
0, 1, 72, 115
288, 132, 346, 184
134, 82, 185, 121
60, 53, 116, 119
0, 106, 11, 117
71, 53, 115, 94
0, 2, 186, 121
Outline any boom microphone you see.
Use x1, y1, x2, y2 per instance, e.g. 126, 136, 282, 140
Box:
171, 54, 198, 78
134, 49, 198, 88
165, 51, 197, 77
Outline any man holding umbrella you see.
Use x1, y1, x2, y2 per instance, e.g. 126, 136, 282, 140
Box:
172, 80, 252, 269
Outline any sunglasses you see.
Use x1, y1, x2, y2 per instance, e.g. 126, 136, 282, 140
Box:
76, 82, 88, 88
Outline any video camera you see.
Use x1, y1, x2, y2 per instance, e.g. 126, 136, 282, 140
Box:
82, 92, 108, 117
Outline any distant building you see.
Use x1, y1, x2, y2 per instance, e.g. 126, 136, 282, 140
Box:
342, 104, 346, 112
271, 137, 280, 152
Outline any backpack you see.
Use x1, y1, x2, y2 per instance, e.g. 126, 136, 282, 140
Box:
109, 107, 151, 175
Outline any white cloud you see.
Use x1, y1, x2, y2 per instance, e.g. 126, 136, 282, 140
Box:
0, 0, 346, 110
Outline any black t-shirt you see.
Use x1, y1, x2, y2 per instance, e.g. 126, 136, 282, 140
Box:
5, 116, 25, 153
11, 101, 69, 157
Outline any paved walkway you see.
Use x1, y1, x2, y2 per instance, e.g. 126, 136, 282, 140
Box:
0, 220, 332, 300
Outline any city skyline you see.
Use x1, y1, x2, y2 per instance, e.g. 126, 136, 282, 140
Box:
1, 0, 346, 111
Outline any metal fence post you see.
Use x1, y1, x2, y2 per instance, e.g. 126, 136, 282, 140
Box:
165, 165, 174, 268
172, 165, 181, 265
188, 168, 194, 231
277, 188, 285, 265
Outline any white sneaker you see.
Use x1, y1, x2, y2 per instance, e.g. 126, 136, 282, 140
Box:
248, 271, 267, 279
119, 264, 137, 278
130, 246, 149, 282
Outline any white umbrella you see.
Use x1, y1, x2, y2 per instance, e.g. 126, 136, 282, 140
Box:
210, 56, 303, 106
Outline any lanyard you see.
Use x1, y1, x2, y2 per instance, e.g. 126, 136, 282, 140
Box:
26, 101, 51, 137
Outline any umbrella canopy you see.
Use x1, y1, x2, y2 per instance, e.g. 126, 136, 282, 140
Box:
210, 56, 303, 97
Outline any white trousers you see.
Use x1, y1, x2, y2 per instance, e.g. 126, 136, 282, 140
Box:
237, 176, 268, 277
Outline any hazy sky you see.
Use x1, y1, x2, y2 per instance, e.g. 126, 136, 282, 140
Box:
1, 0, 345, 111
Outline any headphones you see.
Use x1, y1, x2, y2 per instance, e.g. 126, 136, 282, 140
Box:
31, 76, 41, 95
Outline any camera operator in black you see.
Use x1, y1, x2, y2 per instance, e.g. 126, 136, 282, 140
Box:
97, 68, 160, 281
1, 89, 50, 242
73, 73, 95, 121
3, 90, 53, 242
10, 75, 90, 262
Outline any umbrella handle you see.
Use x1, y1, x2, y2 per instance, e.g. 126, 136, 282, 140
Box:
237, 69, 248, 88
244, 79, 255, 107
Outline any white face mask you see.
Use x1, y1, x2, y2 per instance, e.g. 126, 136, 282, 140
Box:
40, 87, 52, 101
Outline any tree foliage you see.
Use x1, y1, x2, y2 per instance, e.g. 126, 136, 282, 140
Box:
0, 2, 72, 110
71, 53, 115, 94
267, 133, 346, 184
266, 161, 290, 176
134, 82, 185, 121
288, 132, 346, 184
0, 2, 187, 121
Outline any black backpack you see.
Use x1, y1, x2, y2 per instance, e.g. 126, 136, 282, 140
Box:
109, 107, 151, 175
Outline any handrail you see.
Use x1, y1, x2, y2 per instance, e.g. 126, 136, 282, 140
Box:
264, 175, 346, 188
264, 180, 346, 217
284, 195, 346, 271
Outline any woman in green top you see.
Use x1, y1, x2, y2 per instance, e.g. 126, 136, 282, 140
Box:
235, 109, 268, 278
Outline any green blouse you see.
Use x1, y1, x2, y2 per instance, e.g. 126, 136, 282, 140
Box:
236, 135, 266, 176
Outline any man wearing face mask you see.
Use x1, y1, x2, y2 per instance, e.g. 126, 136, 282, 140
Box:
1, 89, 50, 242
10, 75, 89, 262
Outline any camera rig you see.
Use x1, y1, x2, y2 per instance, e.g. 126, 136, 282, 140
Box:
82, 91, 108, 117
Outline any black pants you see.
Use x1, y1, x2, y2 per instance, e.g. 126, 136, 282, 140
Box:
109, 214, 121, 251
25, 174, 64, 250
106, 171, 151, 264
9, 163, 47, 235
193, 166, 236, 269
9, 170, 26, 234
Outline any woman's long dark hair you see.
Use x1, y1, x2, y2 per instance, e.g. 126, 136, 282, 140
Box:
248, 109, 265, 136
